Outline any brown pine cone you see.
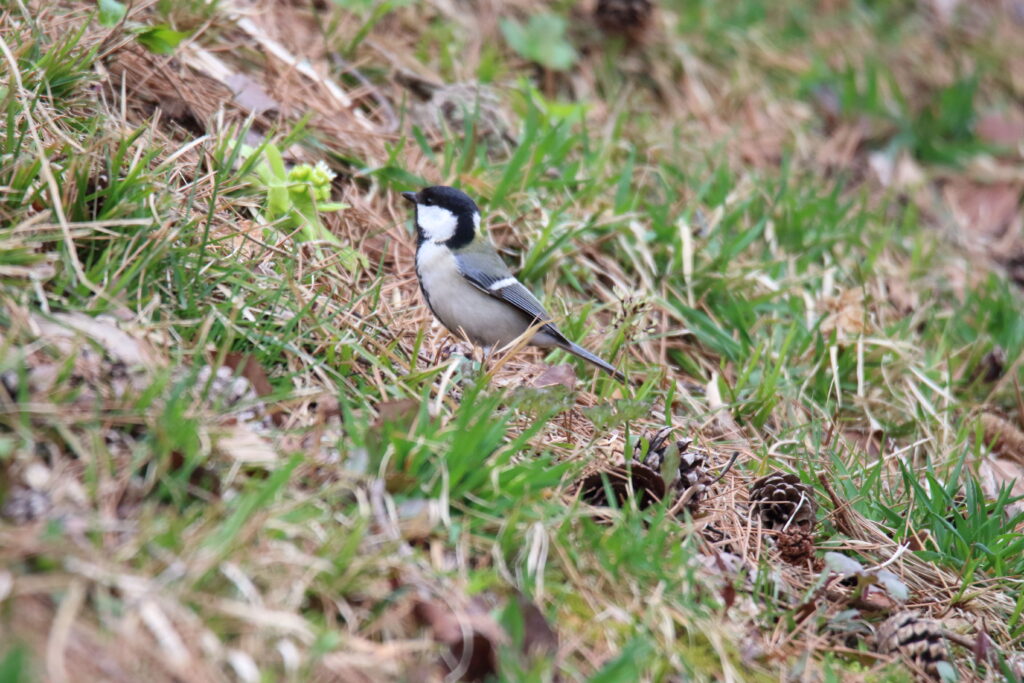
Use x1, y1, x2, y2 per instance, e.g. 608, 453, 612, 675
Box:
636, 428, 710, 512
776, 529, 815, 564
1, 487, 51, 524
749, 472, 817, 531
635, 426, 675, 467
578, 462, 665, 510
876, 612, 949, 679
593, 0, 654, 43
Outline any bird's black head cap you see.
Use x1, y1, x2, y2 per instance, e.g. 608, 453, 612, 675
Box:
402, 185, 480, 248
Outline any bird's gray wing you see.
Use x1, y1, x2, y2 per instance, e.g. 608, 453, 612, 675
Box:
453, 250, 569, 343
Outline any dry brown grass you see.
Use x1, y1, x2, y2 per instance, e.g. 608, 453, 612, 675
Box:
3, 0, 1024, 679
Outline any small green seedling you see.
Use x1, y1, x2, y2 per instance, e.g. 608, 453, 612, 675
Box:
246, 142, 364, 272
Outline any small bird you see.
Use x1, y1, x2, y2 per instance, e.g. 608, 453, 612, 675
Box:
402, 186, 624, 381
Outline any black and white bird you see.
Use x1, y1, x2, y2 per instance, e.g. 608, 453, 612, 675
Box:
402, 186, 624, 381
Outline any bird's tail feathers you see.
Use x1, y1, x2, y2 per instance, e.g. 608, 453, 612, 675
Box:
560, 341, 625, 382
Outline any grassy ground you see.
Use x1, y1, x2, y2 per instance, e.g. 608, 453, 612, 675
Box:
2, 0, 1024, 680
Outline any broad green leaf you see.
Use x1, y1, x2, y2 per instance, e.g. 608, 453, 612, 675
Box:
659, 439, 680, 490
500, 13, 577, 71
135, 25, 190, 55
263, 143, 288, 180
97, 0, 127, 26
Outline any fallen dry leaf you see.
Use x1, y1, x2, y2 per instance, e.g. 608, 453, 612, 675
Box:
34, 312, 157, 368
976, 111, 1024, 151
225, 73, 280, 115
312, 394, 342, 422
414, 598, 506, 682
532, 363, 577, 390
395, 498, 442, 542
973, 629, 997, 667
366, 398, 421, 451
869, 150, 925, 190
884, 275, 918, 318
977, 455, 1024, 521
224, 353, 274, 398
943, 180, 1021, 242
839, 581, 900, 613
376, 398, 422, 424
515, 592, 558, 657
978, 412, 1024, 464
820, 288, 869, 340
842, 429, 883, 458
903, 527, 933, 552
214, 426, 278, 464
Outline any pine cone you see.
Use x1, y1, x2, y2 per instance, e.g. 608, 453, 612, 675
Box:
636, 428, 710, 512
977, 346, 1006, 382
749, 472, 817, 531
578, 462, 665, 510
776, 529, 815, 564
593, 0, 654, 43
876, 612, 949, 679
636, 426, 671, 465
1, 487, 51, 524
195, 365, 266, 426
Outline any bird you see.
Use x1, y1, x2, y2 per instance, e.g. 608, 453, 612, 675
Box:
402, 185, 624, 381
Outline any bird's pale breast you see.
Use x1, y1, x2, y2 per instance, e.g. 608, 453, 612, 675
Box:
416, 242, 552, 348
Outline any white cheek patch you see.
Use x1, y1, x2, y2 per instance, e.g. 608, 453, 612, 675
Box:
417, 204, 458, 242
473, 212, 481, 233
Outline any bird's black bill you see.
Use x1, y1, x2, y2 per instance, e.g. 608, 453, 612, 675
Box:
401, 191, 417, 204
